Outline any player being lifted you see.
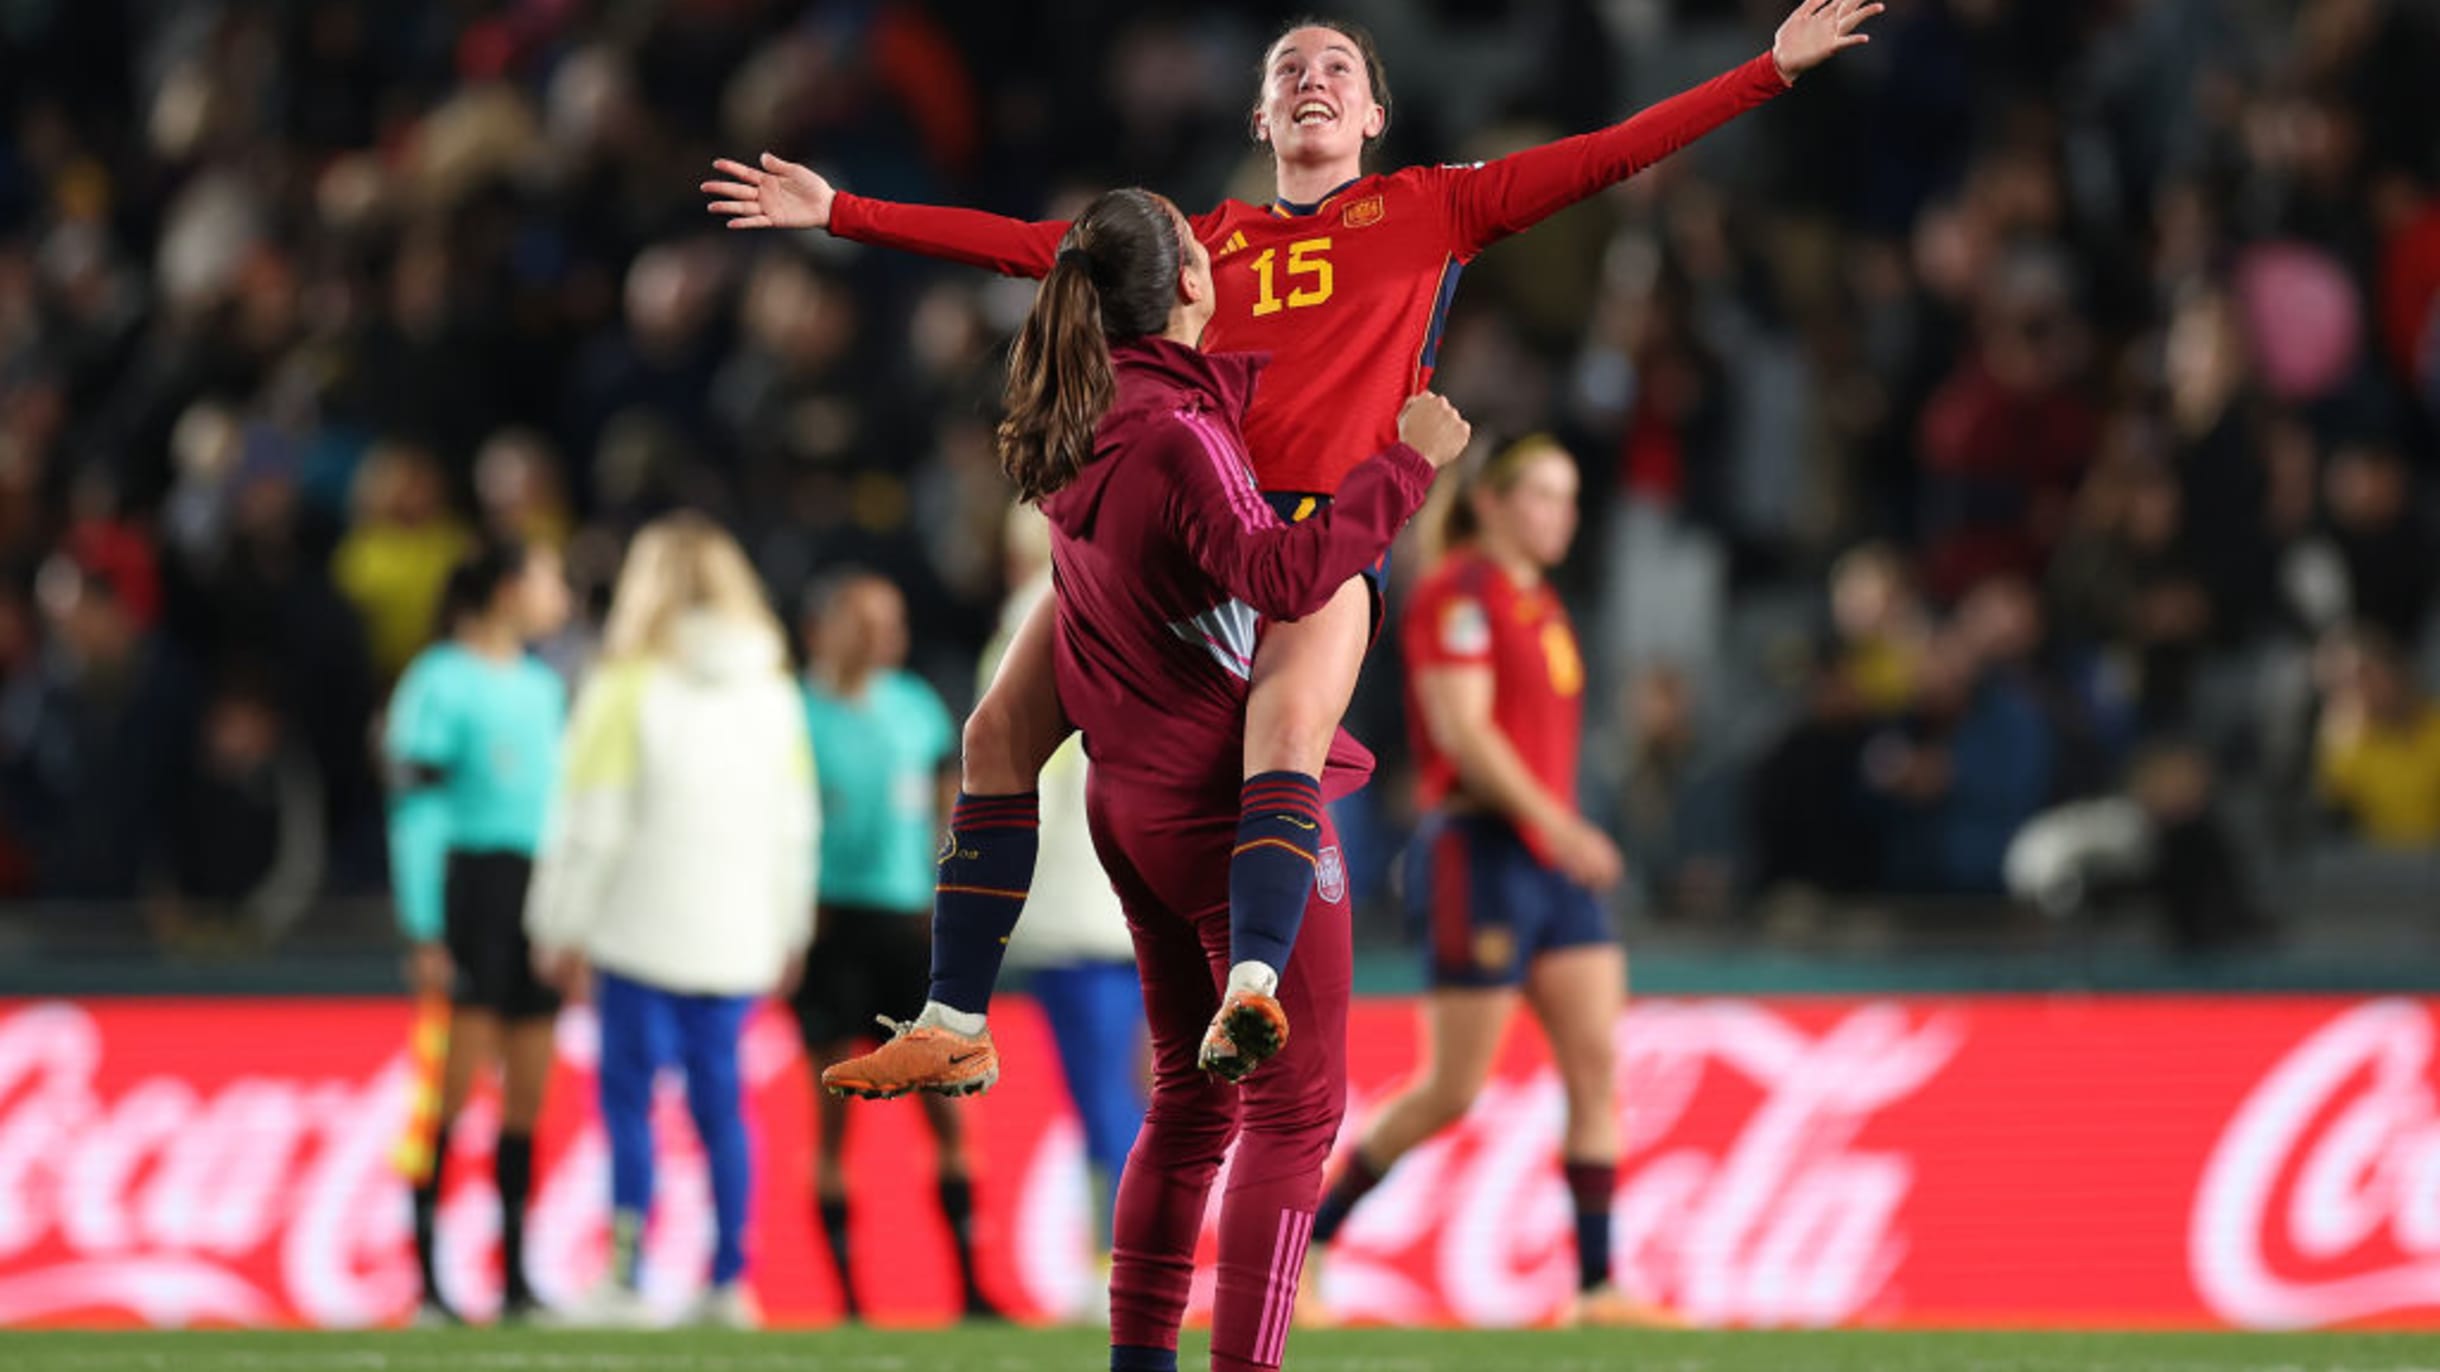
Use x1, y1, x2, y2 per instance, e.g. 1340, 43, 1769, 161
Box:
707, 0, 1880, 1095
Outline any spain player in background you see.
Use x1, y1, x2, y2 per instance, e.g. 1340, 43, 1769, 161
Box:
708, 0, 1880, 1097
1302, 437, 1648, 1327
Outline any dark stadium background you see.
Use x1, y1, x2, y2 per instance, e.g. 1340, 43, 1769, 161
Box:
0, 0, 2435, 995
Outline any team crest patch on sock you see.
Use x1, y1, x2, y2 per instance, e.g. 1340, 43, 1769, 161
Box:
1316, 844, 1346, 904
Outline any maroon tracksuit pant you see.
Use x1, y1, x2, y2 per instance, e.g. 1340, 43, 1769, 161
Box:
1086, 781, 1351, 1370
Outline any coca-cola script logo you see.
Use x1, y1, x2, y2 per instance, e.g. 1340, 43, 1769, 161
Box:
0, 1002, 412, 1326
1316, 1001, 1963, 1329
0, 1002, 798, 1328
2190, 999, 2440, 1329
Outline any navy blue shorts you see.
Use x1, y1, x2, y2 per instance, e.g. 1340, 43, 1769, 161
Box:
1264, 490, 1390, 636
1404, 812, 1614, 989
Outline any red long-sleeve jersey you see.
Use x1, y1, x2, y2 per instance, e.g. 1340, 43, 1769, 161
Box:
831, 52, 1787, 495
1043, 338, 1432, 809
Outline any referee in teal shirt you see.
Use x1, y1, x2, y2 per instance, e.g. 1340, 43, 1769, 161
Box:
387, 540, 570, 1325
794, 570, 998, 1320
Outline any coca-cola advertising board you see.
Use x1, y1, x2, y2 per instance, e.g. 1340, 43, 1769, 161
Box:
0, 994, 2433, 1331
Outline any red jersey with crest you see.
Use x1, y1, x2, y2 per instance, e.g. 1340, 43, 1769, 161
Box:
1402, 549, 1585, 845
830, 53, 1786, 495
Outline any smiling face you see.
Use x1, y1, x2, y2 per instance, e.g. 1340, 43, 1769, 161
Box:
1254, 25, 1387, 173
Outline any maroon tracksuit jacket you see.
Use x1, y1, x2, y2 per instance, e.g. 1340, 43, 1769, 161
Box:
1041, 335, 1431, 1369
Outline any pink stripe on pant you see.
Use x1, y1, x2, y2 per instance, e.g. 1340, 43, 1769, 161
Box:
1087, 781, 1351, 1371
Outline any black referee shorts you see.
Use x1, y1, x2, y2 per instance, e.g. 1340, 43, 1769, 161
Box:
792, 904, 932, 1050
443, 850, 562, 1022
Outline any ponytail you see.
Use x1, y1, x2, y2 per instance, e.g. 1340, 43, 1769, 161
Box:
997, 188, 1190, 504
998, 253, 1116, 504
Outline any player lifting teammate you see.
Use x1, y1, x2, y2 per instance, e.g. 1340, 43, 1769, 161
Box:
995, 184, 1467, 1372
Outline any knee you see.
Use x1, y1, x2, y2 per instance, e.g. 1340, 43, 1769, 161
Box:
1557, 1037, 1619, 1108
1412, 1078, 1480, 1133
1141, 1090, 1238, 1162
960, 699, 1040, 793
1239, 1072, 1344, 1141
1244, 688, 1338, 771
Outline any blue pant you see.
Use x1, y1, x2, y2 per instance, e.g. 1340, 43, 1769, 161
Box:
1029, 959, 1146, 1249
595, 969, 758, 1285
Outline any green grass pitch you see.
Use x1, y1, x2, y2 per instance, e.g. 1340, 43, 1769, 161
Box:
2, 1327, 2436, 1372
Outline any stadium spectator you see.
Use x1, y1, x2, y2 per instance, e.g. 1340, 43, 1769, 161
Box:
2006, 740, 2266, 952
2318, 442, 2435, 649
1609, 663, 1743, 923
2313, 624, 2440, 848
1827, 542, 1932, 716
5, 551, 197, 902
790, 569, 996, 1321
165, 674, 325, 944
2047, 441, 2213, 729
526, 512, 816, 1330
1868, 578, 2060, 896
335, 443, 476, 684
1913, 246, 2097, 602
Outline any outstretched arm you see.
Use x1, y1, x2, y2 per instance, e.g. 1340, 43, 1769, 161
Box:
705, 152, 1068, 278
1444, 0, 1880, 256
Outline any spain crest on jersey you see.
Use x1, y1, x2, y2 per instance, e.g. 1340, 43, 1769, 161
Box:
1316, 844, 1347, 905
1341, 195, 1385, 229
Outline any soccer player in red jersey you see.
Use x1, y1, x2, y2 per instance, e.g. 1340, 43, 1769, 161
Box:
992, 186, 1469, 1371
708, 1, 1879, 1096
1301, 436, 1650, 1327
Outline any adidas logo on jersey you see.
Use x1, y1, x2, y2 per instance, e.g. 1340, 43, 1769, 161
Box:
1216, 230, 1250, 259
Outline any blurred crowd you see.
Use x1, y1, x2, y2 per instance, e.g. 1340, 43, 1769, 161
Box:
2, 0, 2437, 957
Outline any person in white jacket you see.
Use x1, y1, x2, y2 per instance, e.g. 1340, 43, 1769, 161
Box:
525, 511, 817, 1329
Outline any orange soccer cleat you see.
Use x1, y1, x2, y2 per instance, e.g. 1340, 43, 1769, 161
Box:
1563, 1283, 1688, 1329
820, 1016, 1000, 1099
1197, 988, 1290, 1082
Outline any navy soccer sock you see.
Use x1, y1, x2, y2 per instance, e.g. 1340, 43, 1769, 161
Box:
1228, 772, 1325, 984
1311, 1149, 1386, 1246
1566, 1159, 1618, 1292
1111, 1346, 1179, 1372
927, 791, 1040, 1019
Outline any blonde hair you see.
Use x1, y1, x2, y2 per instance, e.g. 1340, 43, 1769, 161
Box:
600, 511, 784, 662
1420, 432, 1568, 565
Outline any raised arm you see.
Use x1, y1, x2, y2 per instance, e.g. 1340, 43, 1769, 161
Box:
1443, 0, 1879, 256
1173, 395, 1469, 621
705, 152, 1067, 278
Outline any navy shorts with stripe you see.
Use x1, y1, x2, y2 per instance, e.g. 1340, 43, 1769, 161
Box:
1404, 812, 1613, 989
1265, 490, 1390, 635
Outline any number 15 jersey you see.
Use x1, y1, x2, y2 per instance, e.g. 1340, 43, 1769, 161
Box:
829, 52, 1786, 495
